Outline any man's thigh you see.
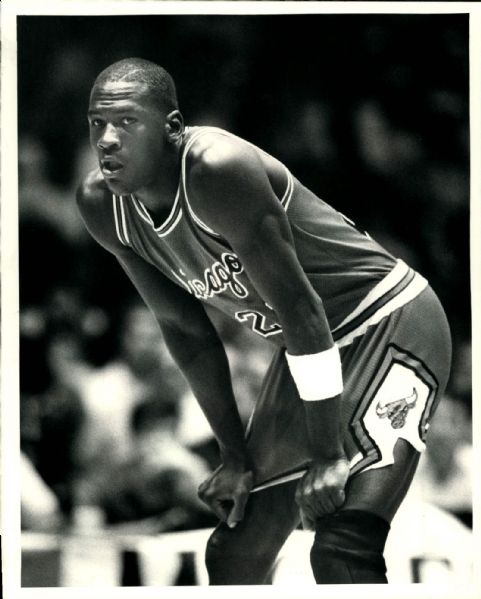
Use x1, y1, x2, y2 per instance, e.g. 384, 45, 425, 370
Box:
247, 286, 451, 494
342, 438, 420, 522
341, 285, 452, 478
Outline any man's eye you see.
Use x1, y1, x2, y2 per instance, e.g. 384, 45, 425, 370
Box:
121, 117, 136, 126
90, 118, 104, 128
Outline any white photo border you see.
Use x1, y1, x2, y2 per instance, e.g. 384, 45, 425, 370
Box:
2, 2, 480, 598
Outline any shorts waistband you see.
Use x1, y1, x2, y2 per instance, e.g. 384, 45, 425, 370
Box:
332, 260, 428, 348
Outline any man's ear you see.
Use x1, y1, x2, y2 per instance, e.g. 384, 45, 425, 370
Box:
165, 110, 184, 143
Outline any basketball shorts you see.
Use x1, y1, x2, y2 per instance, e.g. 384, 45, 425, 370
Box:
245, 283, 452, 492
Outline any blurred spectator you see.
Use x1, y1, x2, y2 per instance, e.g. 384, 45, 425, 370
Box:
97, 392, 215, 531
72, 303, 191, 508
224, 330, 276, 426
354, 99, 425, 177
177, 314, 274, 470
411, 396, 472, 527
21, 452, 63, 532
449, 340, 472, 406
19, 135, 87, 245
20, 318, 87, 524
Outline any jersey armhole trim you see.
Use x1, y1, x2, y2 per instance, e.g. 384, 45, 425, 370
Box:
181, 128, 223, 239
280, 167, 294, 210
181, 127, 295, 240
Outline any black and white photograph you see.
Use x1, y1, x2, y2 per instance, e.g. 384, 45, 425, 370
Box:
1, 1, 480, 597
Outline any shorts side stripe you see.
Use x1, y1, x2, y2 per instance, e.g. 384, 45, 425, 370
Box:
388, 343, 439, 443
349, 343, 439, 476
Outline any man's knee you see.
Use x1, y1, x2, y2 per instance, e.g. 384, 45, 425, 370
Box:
310, 509, 390, 584
205, 526, 257, 572
205, 526, 230, 567
205, 524, 281, 584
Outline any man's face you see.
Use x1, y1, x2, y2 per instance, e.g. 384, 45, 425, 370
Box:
88, 80, 169, 195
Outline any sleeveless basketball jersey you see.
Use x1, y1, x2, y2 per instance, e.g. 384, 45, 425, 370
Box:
111, 126, 426, 346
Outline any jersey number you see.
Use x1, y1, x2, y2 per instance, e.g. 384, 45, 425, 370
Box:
235, 310, 282, 338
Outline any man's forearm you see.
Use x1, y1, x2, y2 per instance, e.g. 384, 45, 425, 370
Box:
163, 330, 249, 467
183, 343, 249, 467
303, 396, 344, 461
278, 296, 345, 461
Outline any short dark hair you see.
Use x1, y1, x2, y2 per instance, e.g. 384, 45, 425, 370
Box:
93, 58, 179, 112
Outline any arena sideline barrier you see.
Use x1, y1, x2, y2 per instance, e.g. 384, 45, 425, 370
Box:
21, 499, 473, 587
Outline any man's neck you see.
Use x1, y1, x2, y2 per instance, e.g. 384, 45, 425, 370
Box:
135, 148, 182, 224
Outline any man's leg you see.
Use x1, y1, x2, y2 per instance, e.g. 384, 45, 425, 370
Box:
310, 438, 419, 584
205, 479, 300, 585
309, 285, 451, 584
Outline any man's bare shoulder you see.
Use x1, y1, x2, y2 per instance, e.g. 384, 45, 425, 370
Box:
187, 130, 255, 177
76, 168, 111, 213
76, 168, 123, 253
183, 129, 281, 246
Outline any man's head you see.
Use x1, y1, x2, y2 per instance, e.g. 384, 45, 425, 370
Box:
92, 58, 179, 114
88, 58, 184, 195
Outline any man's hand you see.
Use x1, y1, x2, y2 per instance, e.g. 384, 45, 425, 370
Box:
198, 464, 254, 528
295, 455, 350, 530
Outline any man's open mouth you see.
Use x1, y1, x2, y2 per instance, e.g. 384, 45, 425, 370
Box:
101, 159, 124, 176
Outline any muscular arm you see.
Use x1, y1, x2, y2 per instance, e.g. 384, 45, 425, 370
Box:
76, 172, 249, 471
116, 251, 249, 469
188, 138, 344, 460
116, 251, 255, 524
190, 146, 331, 356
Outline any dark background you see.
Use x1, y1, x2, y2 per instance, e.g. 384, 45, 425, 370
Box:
17, 13, 471, 392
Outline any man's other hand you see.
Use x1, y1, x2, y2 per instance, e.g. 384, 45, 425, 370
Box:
295, 455, 350, 529
198, 464, 254, 528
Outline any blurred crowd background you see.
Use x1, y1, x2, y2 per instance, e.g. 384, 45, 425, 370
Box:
16, 12, 472, 549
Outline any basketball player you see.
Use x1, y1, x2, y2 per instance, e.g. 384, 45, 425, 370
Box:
77, 58, 452, 584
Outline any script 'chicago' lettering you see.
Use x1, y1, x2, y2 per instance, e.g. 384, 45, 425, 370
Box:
174, 253, 249, 300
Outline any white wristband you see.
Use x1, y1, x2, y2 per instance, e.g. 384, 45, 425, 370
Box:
285, 345, 343, 401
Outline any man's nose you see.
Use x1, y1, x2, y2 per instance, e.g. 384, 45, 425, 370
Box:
98, 123, 121, 151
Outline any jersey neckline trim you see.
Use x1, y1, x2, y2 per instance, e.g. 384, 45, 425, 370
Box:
130, 188, 182, 238
113, 195, 130, 246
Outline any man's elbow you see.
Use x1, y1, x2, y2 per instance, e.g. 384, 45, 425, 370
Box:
278, 293, 333, 353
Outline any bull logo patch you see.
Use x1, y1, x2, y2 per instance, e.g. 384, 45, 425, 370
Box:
375, 388, 418, 429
